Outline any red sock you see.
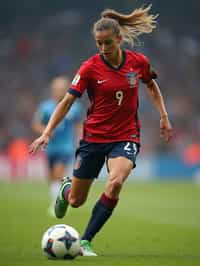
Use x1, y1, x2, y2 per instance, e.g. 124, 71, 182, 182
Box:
100, 193, 118, 209
64, 188, 71, 202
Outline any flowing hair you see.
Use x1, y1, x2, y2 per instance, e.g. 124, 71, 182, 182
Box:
93, 4, 158, 46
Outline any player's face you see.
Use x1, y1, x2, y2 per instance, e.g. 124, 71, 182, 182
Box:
95, 29, 122, 61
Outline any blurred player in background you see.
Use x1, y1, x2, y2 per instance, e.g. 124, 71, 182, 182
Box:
32, 76, 82, 216
30, 5, 173, 255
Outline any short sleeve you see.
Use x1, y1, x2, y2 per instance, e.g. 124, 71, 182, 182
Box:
68, 61, 91, 97
140, 54, 157, 83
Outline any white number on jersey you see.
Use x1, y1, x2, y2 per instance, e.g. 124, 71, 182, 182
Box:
124, 142, 138, 156
124, 142, 131, 151
115, 90, 123, 106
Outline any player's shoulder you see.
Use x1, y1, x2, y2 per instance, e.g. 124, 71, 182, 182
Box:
126, 49, 150, 65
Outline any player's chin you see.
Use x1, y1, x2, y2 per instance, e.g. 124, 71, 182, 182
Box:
102, 52, 112, 59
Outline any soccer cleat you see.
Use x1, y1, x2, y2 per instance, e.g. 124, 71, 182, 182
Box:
54, 176, 72, 219
79, 240, 97, 256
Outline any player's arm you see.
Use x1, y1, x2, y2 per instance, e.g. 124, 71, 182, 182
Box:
145, 79, 173, 142
43, 92, 76, 137
29, 92, 76, 154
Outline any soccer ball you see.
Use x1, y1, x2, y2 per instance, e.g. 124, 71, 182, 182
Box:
41, 224, 80, 259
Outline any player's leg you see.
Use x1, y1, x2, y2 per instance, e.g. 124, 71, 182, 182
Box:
80, 157, 133, 256
55, 176, 94, 218
104, 156, 133, 198
81, 157, 132, 242
68, 176, 94, 207
55, 140, 105, 219
81, 142, 139, 249
55, 141, 106, 256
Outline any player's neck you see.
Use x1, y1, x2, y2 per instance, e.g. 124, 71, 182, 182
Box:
106, 49, 123, 68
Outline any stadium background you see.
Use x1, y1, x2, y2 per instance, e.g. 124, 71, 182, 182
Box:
0, 0, 199, 180
0, 2, 200, 266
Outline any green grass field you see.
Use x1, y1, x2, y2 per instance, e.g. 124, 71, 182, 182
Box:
0, 181, 200, 266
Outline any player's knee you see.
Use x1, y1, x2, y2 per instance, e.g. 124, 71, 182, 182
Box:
69, 197, 86, 208
110, 178, 123, 194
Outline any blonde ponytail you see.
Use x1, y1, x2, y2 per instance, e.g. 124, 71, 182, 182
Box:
94, 4, 158, 46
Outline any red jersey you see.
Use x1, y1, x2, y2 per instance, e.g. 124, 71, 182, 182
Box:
69, 50, 157, 144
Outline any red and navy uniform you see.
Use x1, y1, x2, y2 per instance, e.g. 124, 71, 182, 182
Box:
69, 49, 157, 145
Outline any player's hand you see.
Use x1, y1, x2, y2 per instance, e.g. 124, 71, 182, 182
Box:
160, 115, 173, 143
29, 134, 50, 155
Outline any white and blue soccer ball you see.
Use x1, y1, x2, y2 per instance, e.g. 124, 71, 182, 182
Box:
41, 224, 80, 259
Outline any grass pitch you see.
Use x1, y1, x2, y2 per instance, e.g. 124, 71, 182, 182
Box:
0, 181, 200, 266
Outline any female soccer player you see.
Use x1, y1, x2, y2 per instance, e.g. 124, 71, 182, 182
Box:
32, 77, 82, 216
29, 5, 173, 255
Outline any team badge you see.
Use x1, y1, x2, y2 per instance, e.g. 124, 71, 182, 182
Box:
126, 72, 137, 87
72, 74, 80, 86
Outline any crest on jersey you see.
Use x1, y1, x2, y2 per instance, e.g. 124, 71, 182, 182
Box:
126, 72, 137, 87
72, 74, 80, 86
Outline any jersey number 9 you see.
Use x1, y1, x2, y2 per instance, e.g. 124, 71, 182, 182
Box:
115, 90, 123, 106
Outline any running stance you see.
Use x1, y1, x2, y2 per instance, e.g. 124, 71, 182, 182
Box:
29, 5, 173, 256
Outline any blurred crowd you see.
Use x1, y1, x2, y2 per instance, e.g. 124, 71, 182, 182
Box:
0, 9, 199, 165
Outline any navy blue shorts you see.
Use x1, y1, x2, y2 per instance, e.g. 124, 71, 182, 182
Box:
46, 153, 71, 169
73, 140, 140, 179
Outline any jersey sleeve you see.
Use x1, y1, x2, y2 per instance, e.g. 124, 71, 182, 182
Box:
139, 54, 157, 83
68, 61, 91, 97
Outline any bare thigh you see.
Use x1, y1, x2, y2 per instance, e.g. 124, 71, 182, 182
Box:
105, 157, 133, 198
